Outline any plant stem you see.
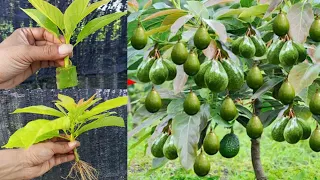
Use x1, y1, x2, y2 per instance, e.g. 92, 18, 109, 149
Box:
74, 148, 80, 162
251, 139, 267, 180
64, 56, 70, 67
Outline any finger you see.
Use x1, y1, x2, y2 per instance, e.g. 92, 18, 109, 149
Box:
47, 141, 80, 154
59, 35, 66, 43
23, 27, 62, 44
53, 154, 75, 167
18, 44, 73, 62
35, 40, 54, 46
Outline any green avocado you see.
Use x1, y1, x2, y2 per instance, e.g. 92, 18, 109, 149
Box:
309, 17, 320, 42
145, 88, 162, 113
309, 126, 320, 152
251, 35, 267, 57
267, 39, 285, 64
184, 51, 200, 76
297, 118, 311, 140
151, 133, 169, 158
271, 117, 289, 142
239, 36, 256, 58
203, 131, 220, 155
204, 60, 228, 92
194, 60, 212, 88
279, 40, 299, 66
149, 59, 169, 85
219, 133, 240, 158
231, 37, 244, 55
273, 12, 289, 36
193, 151, 210, 177
194, 26, 211, 50
163, 135, 178, 160
171, 42, 188, 65
220, 97, 238, 121
278, 80, 295, 105
183, 91, 200, 115
131, 26, 148, 50
162, 59, 177, 81
246, 115, 264, 139
309, 90, 320, 115
137, 58, 155, 83
284, 117, 303, 144
221, 59, 245, 91
246, 65, 264, 90
293, 42, 307, 63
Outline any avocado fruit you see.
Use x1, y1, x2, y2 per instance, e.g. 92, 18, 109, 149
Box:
149, 59, 169, 85
219, 133, 240, 158
203, 131, 220, 155
193, 151, 210, 177
246, 65, 264, 90
184, 51, 200, 76
309, 17, 320, 42
246, 115, 263, 139
231, 37, 244, 55
204, 60, 228, 92
309, 90, 320, 115
278, 80, 295, 105
293, 42, 307, 63
171, 42, 188, 65
151, 133, 169, 158
221, 59, 245, 91
239, 36, 256, 58
251, 35, 267, 57
220, 97, 238, 121
145, 88, 162, 113
279, 40, 299, 66
183, 91, 200, 115
271, 117, 289, 142
273, 12, 289, 36
194, 26, 211, 50
309, 126, 320, 152
163, 135, 178, 160
297, 118, 311, 140
162, 59, 177, 81
137, 58, 155, 83
194, 60, 212, 88
131, 26, 148, 50
284, 117, 303, 144
267, 39, 285, 64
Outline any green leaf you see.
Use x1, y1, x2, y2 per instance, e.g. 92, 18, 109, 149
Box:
55, 94, 77, 112
76, 11, 127, 44
64, 0, 90, 36
263, 0, 283, 18
167, 99, 184, 115
75, 116, 124, 137
79, 96, 128, 121
12, 105, 65, 117
81, 0, 111, 21
21, 9, 59, 37
3, 117, 69, 148
143, 9, 186, 21
187, 1, 209, 19
28, 0, 64, 30
203, 19, 227, 43
251, 76, 285, 99
238, 4, 268, 19
129, 131, 151, 150
240, 0, 254, 7
294, 105, 312, 120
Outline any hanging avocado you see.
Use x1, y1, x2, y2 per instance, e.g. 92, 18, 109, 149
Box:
221, 59, 245, 91
273, 12, 289, 36
203, 130, 220, 155
145, 88, 162, 113
151, 133, 169, 158
251, 35, 267, 57
267, 39, 285, 64
239, 36, 256, 58
293, 42, 307, 63
137, 58, 155, 83
246, 115, 264, 139
219, 133, 240, 158
183, 90, 200, 115
204, 60, 228, 92
246, 65, 264, 90
271, 117, 289, 142
193, 150, 210, 177
194, 60, 212, 88
284, 117, 303, 144
163, 135, 178, 160
162, 59, 177, 81
231, 37, 244, 55
220, 97, 238, 121
171, 42, 188, 65
309, 125, 320, 152
131, 25, 148, 50
297, 118, 311, 140
309, 90, 320, 115
309, 17, 320, 42
194, 26, 211, 50
278, 80, 295, 105
149, 58, 169, 85
184, 51, 200, 76
279, 40, 299, 66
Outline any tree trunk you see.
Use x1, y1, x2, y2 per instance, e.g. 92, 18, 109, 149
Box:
251, 139, 267, 180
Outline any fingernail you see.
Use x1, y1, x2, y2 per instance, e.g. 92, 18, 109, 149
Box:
59, 44, 73, 55
68, 141, 77, 148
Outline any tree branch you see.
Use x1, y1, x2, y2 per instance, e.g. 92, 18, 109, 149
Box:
251, 139, 267, 180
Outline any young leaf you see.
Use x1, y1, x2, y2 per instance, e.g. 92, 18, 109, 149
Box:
81, 0, 111, 22
64, 0, 90, 36
75, 116, 124, 137
12, 105, 65, 117
56, 94, 77, 112
238, 4, 268, 19
28, 0, 64, 30
145, 25, 171, 36
143, 9, 186, 21
76, 12, 127, 45
203, 19, 227, 43
21, 9, 59, 37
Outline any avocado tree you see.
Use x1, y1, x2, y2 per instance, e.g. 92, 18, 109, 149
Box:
128, 0, 320, 179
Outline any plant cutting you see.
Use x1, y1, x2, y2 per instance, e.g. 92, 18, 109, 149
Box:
3, 94, 128, 180
22, 0, 126, 89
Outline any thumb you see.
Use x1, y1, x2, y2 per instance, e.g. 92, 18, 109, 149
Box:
21, 44, 73, 62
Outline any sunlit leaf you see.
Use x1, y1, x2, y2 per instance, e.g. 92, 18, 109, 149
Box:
203, 40, 217, 59
82, 0, 110, 20
187, 1, 209, 19
238, 4, 269, 19
263, 0, 283, 18
173, 65, 188, 94
161, 12, 187, 26
169, 14, 194, 40
203, 19, 228, 43
64, 0, 90, 36
251, 76, 285, 99
12, 105, 65, 117
204, 0, 234, 7
56, 94, 77, 112
145, 25, 171, 36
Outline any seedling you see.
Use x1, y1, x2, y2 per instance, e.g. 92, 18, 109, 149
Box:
22, 0, 126, 89
3, 94, 128, 180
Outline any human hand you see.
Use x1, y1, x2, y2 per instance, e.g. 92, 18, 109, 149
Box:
0, 138, 80, 180
0, 27, 73, 89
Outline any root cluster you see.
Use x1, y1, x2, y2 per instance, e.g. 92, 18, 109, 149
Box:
64, 160, 98, 180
